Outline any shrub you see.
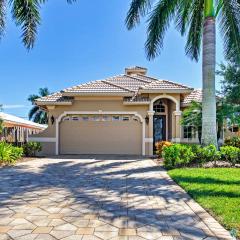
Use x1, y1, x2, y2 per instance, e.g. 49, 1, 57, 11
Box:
163, 144, 195, 169
224, 136, 240, 148
199, 145, 221, 165
155, 141, 172, 157
220, 146, 240, 166
0, 142, 23, 164
23, 142, 42, 157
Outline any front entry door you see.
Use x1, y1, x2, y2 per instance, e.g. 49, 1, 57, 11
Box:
153, 115, 166, 148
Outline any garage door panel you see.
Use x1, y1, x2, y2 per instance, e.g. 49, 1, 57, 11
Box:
60, 120, 142, 155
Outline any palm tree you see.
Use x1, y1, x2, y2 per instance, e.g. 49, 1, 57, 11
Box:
126, 0, 240, 146
28, 87, 50, 124
0, 0, 76, 49
181, 100, 240, 143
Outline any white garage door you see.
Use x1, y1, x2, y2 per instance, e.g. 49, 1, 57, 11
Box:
59, 115, 142, 155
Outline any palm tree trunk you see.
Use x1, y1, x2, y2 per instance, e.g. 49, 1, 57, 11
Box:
201, 17, 218, 147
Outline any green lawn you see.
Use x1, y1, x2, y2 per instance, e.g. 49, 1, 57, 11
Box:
168, 168, 240, 237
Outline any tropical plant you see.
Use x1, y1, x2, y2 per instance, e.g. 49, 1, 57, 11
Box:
28, 87, 50, 124
0, 142, 23, 164
163, 144, 195, 169
126, 0, 240, 147
220, 146, 240, 166
155, 141, 172, 157
23, 142, 42, 157
217, 62, 240, 105
224, 136, 240, 148
0, 0, 76, 49
181, 100, 240, 143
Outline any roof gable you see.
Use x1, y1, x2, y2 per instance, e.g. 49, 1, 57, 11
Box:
35, 67, 194, 105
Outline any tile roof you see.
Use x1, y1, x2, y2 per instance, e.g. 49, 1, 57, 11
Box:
36, 92, 73, 103
182, 89, 202, 105
36, 67, 194, 105
64, 79, 130, 94
140, 79, 192, 91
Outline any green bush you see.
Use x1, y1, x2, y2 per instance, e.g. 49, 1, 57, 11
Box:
220, 146, 240, 166
199, 144, 221, 164
163, 144, 195, 169
0, 142, 23, 164
23, 142, 42, 157
224, 136, 240, 148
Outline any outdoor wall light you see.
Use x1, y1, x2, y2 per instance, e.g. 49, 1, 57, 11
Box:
145, 116, 149, 125
51, 116, 55, 125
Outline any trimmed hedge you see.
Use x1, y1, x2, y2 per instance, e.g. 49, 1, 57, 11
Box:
161, 141, 240, 169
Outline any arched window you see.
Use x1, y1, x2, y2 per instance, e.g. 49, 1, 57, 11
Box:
153, 100, 166, 113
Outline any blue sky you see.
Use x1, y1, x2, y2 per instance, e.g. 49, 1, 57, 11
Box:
0, 0, 225, 119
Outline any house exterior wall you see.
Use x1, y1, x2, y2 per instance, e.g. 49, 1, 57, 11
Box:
30, 93, 183, 156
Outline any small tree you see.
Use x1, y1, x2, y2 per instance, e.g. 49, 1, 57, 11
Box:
28, 88, 50, 124
217, 62, 240, 105
181, 101, 240, 144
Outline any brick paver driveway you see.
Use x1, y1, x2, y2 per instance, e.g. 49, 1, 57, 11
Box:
0, 157, 232, 240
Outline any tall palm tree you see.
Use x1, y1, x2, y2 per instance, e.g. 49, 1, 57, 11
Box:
28, 87, 50, 124
0, 0, 76, 49
126, 0, 240, 146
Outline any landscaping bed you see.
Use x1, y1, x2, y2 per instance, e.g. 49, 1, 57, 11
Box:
0, 141, 42, 166
168, 168, 240, 238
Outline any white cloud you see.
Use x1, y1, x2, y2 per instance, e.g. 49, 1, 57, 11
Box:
2, 104, 29, 109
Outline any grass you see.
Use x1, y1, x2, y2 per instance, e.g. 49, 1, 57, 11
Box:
168, 168, 240, 237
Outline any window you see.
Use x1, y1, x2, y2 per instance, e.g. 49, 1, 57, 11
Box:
183, 126, 195, 139
123, 116, 130, 121
112, 116, 120, 121
153, 100, 165, 113
63, 117, 70, 121
92, 116, 100, 121
229, 126, 239, 133
82, 116, 89, 121
72, 116, 80, 121
102, 116, 110, 121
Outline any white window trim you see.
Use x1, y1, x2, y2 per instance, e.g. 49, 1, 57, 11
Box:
56, 111, 146, 156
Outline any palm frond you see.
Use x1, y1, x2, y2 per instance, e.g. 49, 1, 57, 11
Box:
145, 0, 180, 59
39, 87, 50, 97
28, 105, 39, 120
0, 0, 6, 39
33, 109, 47, 124
220, 0, 240, 63
175, 0, 193, 35
10, 0, 41, 49
27, 94, 39, 103
66, 0, 77, 3
185, 0, 204, 61
125, 0, 152, 30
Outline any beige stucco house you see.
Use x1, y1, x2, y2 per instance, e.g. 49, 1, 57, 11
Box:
30, 66, 205, 156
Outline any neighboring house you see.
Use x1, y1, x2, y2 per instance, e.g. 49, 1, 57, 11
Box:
0, 112, 47, 144
29, 66, 211, 156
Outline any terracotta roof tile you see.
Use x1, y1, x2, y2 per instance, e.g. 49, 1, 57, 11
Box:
104, 75, 149, 91
36, 68, 194, 104
64, 79, 130, 94
182, 89, 202, 105
141, 79, 192, 90
36, 92, 73, 103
